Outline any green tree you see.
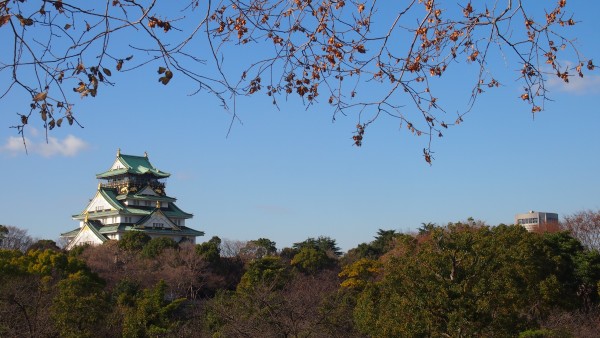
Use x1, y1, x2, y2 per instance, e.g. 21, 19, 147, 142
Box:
122, 280, 185, 338
0, 225, 7, 241
352, 224, 599, 337
118, 231, 151, 252
293, 236, 342, 257
344, 229, 409, 263
542, 231, 600, 309
141, 237, 178, 258
0, 249, 98, 337
27, 239, 61, 252
51, 271, 110, 338
291, 247, 336, 274
237, 256, 290, 292
196, 236, 222, 264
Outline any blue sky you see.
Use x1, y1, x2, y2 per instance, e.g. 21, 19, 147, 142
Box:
1, 1, 600, 252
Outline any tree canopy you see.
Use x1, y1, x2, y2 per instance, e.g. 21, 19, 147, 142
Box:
1, 0, 595, 162
2, 221, 600, 336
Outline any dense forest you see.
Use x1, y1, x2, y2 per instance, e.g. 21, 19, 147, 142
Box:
1, 211, 600, 337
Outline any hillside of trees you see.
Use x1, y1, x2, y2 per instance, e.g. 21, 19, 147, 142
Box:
2, 211, 600, 337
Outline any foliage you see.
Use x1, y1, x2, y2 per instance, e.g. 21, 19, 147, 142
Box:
542, 231, 600, 309
118, 231, 151, 252
237, 256, 290, 292
206, 271, 360, 338
141, 237, 178, 258
2, 222, 600, 336
0, 225, 7, 240
344, 229, 410, 263
121, 280, 185, 338
293, 236, 342, 257
339, 258, 382, 290
352, 224, 600, 337
27, 239, 61, 252
0, 248, 98, 337
239, 238, 277, 260
195, 236, 222, 264
291, 247, 337, 274
51, 271, 110, 338
3, 1, 593, 161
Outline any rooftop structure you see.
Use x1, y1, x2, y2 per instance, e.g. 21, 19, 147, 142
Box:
61, 150, 203, 249
515, 211, 559, 233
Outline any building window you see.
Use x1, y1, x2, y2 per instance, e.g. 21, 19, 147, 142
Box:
145, 201, 151, 207
152, 222, 164, 229
519, 217, 539, 224
96, 205, 103, 212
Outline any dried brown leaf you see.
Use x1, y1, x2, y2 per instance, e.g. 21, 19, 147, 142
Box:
0, 15, 10, 27
33, 92, 47, 102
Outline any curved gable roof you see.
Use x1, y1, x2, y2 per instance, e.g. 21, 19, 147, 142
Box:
96, 153, 170, 179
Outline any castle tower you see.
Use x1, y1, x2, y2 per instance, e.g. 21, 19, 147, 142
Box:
61, 150, 203, 249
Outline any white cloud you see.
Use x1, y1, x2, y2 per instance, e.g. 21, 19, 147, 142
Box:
546, 62, 600, 95
547, 74, 600, 95
1, 133, 88, 157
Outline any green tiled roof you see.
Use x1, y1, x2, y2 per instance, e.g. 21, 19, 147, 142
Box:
96, 153, 170, 179
167, 202, 193, 218
61, 227, 81, 237
73, 187, 192, 219
60, 221, 108, 241
61, 223, 204, 238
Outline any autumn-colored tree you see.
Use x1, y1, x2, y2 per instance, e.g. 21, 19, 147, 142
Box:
2, 1, 593, 161
562, 209, 600, 252
0, 249, 98, 337
338, 258, 381, 290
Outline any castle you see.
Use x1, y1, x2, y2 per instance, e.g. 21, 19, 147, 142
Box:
61, 150, 203, 249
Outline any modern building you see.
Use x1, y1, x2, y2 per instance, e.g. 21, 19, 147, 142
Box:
62, 150, 203, 249
515, 211, 559, 232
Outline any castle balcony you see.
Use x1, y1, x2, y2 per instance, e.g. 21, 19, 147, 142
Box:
100, 179, 166, 193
